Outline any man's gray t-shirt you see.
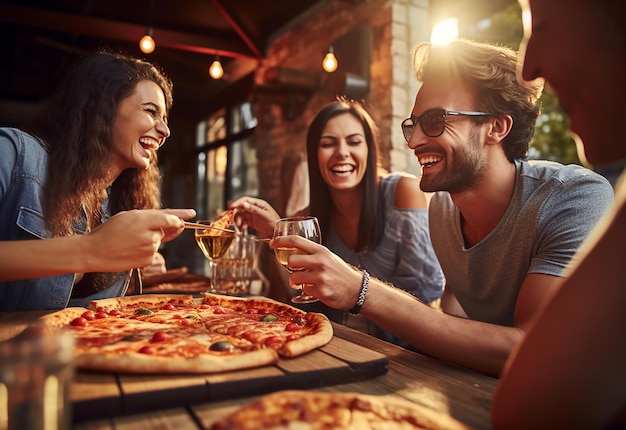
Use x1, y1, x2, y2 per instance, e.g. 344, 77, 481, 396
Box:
429, 159, 614, 326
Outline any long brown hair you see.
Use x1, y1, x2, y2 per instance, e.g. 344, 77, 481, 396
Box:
33, 52, 173, 236
306, 99, 384, 252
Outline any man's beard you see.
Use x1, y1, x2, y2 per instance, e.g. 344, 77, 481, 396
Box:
419, 128, 485, 194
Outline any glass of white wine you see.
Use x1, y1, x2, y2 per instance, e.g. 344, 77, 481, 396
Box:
194, 219, 236, 294
273, 216, 321, 304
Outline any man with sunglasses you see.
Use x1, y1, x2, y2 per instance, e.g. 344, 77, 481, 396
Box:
270, 38, 613, 376
401, 38, 613, 374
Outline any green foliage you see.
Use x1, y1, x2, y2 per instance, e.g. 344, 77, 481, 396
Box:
464, 1, 581, 165
532, 93, 581, 164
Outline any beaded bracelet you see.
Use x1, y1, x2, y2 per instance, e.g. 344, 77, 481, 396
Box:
349, 269, 370, 315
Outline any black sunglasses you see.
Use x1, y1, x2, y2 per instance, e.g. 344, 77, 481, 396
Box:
401, 108, 490, 141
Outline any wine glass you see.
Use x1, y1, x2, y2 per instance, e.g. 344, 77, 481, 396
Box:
273, 216, 321, 304
194, 219, 236, 294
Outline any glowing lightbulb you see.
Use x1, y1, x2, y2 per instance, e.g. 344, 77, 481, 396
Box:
322, 47, 338, 73
209, 59, 224, 80
139, 31, 155, 54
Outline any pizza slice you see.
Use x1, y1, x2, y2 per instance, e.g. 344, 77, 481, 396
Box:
210, 390, 472, 429
210, 209, 235, 233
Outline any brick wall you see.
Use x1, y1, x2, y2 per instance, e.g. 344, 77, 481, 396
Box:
252, 0, 430, 212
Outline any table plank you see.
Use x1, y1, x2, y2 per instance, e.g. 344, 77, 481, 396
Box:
72, 372, 122, 422
118, 373, 211, 416
113, 408, 199, 430
74, 419, 114, 430
276, 348, 348, 373
206, 365, 285, 400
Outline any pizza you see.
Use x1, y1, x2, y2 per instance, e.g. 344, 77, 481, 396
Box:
40, 294, 333, 374
210, 390, 471, 430
210, 209, 235, 233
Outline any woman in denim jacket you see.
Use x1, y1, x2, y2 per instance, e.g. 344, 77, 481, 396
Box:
0, 52, 194, 311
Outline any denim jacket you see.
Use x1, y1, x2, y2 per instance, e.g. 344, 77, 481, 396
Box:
0, 127, 130, 311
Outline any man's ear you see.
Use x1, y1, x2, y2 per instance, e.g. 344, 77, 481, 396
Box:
485, 114, 513, 145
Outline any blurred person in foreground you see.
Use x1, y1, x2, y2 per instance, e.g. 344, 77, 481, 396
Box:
0, 52, 195, 311
269, 39, 614, 376
232, 99, 443, 348
491, 0, 626, 428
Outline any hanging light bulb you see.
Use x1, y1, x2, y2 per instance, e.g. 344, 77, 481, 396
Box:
322, 46, 338, 73
209, 56, 224, 80
139, 0, 155, 54
139, 28, 155, 54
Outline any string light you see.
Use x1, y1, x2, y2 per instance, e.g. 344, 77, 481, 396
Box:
209, 56, 224, 80
322, 46, 338, 73
139, 0, 155, 54
139, 28, 155, 54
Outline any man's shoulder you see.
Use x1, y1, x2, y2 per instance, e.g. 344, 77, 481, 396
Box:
429, 191, 454, 213
520, 159, 612, 189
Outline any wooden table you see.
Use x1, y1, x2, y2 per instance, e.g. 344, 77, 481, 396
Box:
0, 309, 497, 429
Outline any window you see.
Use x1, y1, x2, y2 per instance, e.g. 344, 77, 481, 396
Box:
195, 102, 258, 220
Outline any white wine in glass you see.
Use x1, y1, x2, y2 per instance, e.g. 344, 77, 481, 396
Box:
273, 216, 321, 304
194, 220, 235, 294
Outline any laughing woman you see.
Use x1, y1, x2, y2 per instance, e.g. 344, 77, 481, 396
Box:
232, 99, 443, 348
0, 52, 194, 311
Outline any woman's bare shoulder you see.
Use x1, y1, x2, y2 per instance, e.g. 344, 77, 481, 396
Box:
392, 173, 428, 209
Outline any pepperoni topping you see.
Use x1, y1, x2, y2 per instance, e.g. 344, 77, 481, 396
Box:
163, 304, 176, 311
81, 311, 96, 321
94, 311, 108, 319
213, 306, 226, 314
138, 346, 156, 355
285, 322, 300, 332
151, 331, 169, 342
70, 317, 88, 327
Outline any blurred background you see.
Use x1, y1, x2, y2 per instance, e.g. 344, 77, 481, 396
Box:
1, 0, 608, 278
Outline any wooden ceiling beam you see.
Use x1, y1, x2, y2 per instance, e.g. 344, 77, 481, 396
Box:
211, 0, 264, 59
0, 3, 257, 59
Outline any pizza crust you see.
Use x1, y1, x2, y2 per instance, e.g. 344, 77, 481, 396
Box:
39, 307, 87, 326
74, 348, 278, 374
278, 313, 333, 357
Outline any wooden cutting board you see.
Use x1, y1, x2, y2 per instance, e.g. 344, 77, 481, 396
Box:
72, 323, 389, 422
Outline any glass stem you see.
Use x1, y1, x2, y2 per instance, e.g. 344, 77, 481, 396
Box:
209, 260, 217, 293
